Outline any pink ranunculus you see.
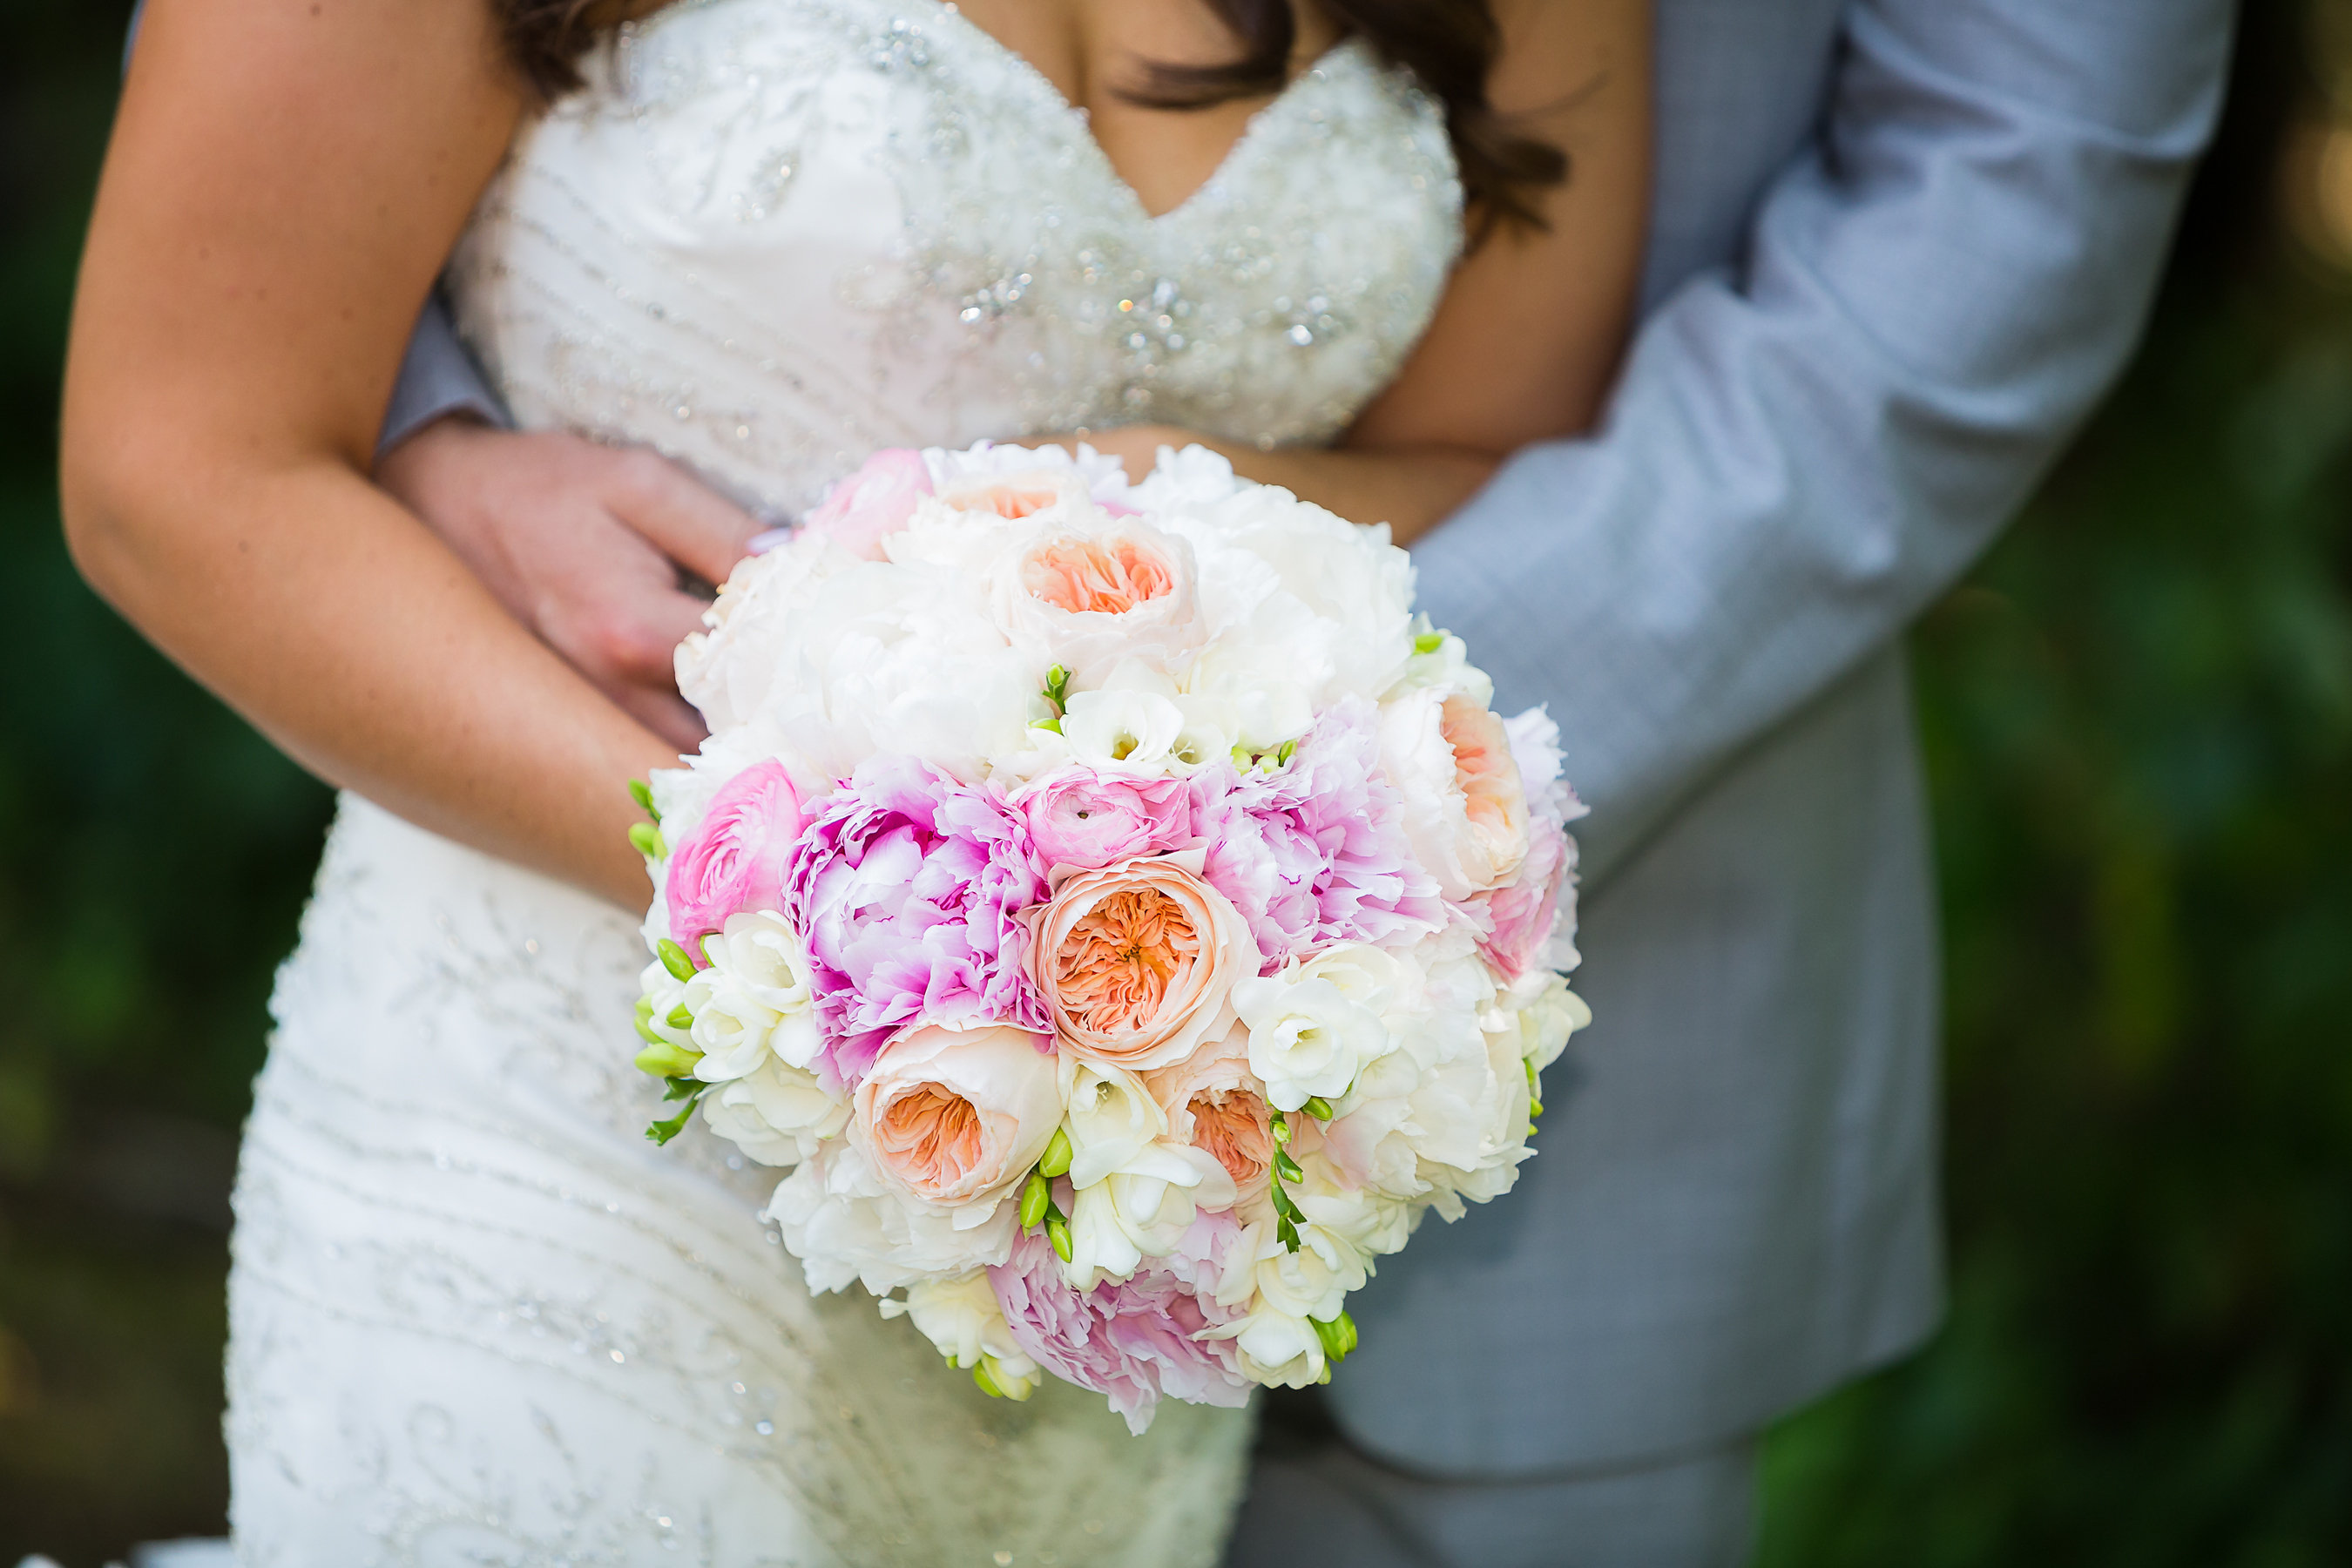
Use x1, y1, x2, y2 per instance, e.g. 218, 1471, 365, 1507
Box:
665, 759, 804, 954
1026, 855, 1258, 1073
784, 755, 1051, 1086
1007, 767, 1203, 874
988, 1216, 1251, 1435
801, 449, 932, 560
1200, 700, 1445, 970
1477, 814, 1573, 982
853, 1024, 1063, 1215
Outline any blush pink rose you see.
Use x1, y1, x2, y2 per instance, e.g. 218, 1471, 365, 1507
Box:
852, 1024, 1063, 1213
1026, 856, 1259, 1073
802, 449, 932, 559
665, 760, 804, 954
1008, 767, 1203, 874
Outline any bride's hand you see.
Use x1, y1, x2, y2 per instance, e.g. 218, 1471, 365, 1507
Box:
376, 420, 761, 751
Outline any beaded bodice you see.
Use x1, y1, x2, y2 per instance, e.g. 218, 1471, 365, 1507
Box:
447, 0, 1463, 517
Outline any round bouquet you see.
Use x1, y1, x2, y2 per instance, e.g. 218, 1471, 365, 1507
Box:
627, 442, 1589, 1432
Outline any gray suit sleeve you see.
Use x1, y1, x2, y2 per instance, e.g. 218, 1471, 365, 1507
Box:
1411, 0, 2234, 890
379, 285, 510, 456
122, 0, 504, 457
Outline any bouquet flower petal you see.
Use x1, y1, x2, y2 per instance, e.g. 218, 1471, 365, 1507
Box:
630, 442, 1590, 1431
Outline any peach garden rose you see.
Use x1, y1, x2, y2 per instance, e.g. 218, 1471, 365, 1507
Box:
1027, 855, 1258, 1073
851, 1024, 1063, 1218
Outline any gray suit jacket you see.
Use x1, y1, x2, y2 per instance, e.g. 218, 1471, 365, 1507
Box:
375, 0, 2234, 1479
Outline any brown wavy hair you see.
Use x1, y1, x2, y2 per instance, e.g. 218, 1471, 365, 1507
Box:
495, 0, 1565, 235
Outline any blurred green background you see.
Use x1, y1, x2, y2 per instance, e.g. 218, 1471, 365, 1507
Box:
2, 0, 2349, 1559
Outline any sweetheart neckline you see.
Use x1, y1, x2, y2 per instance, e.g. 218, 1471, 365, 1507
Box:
915, 1, 1372, 227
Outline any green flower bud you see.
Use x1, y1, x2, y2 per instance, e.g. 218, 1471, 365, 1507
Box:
1274, 1149, 1306, 1185
628, 778, 660, 821
1037, 1126, 1074, 1179
1269, 1111, 1292, 1146
1303, 1096, 1335, 1122
666, 1004, 694, 1030
635, 992, 656, 1019
633, 1041, 702, 1079
1019, 1170, 1051, 1229
971, 1360, 1007, 1399
1413, 631, 1446, 655
633, 1014, 668, 1046
1045, 1211, 1073, 1263
1276, 1216, 1301, 1253
628, 822, 666, 860
656, 938, 698, 983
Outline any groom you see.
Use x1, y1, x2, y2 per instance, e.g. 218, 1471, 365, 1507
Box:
364, 0, 2236, 1562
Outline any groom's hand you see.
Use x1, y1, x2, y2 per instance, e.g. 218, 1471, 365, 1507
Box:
375, 419, 762, 752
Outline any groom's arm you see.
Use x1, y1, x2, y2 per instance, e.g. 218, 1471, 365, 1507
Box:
1413, 0, 2234, 889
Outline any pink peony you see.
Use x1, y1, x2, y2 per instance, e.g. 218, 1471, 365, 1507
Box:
784, 756, 1051, 1086
1007, 767, 1204, 874
801, 449, 932, 559
988, 1216, 1251, 1434
1201, 702, 1445, 970
1477, 814, 1574, 981
665, 760, 804, 955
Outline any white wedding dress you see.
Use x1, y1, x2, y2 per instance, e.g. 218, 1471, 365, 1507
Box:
224, 2, 1461, 1561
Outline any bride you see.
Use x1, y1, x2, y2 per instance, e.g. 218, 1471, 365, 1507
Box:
61, 0, 1646, 1558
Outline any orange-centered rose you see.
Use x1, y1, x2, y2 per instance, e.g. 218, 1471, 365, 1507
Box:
1023, 536, 1177, 616
1028, 857, 1259, 1073
853, 1024, 1063, 1213
1443, 694, 1531, 887
1147, 1031, 1276, 1188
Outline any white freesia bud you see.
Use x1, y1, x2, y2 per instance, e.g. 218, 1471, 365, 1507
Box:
700, 1058, 849, 1168
638, 959, 692, 1049
1213, 1301, 1326, 1389
1233, 951, 1396, 1113
1060, 1141, 1240, 1292
1059, 1058, 1168, 1188
879, 1269, 1039, 1381
682, 909, 824, 1082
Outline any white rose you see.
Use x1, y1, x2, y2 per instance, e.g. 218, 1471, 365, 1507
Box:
701, 1057, 850, 1167
765, 1139, 1017, 1296
1233, 950, 1397, 1113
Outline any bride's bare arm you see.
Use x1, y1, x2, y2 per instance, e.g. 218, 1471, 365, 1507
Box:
1072, 0, 1651, 543
62, 0, 671, 909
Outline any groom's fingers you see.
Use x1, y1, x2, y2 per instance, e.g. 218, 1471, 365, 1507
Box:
602, 449, 766, 587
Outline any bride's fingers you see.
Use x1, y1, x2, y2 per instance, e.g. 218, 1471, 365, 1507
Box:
609, 679, 708, 754
601, 447, 765, 586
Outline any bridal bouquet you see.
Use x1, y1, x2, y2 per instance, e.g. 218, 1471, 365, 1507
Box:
625, 441, 1588, 1432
